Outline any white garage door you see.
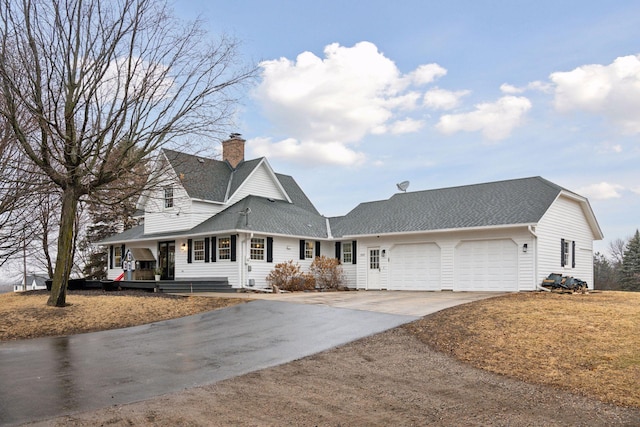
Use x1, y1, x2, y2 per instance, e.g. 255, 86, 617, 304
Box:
389, 243, 441, 290
455, 240, 518, 291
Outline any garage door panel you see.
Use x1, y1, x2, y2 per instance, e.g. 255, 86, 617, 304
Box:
455, 240, 517, 291
389, 243, 441, 291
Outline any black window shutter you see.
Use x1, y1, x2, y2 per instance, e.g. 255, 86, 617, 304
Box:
204, 237, 210, 263
299, 240, 305, 260
572, 240, 576, 268
267, 237, 273, 263
560, 238, 565, 267
109, 245, 114, 269
315, 241, 321, 257
230, 235, 237, 262
352, 240, 357, 264
187, 239, 192, 264
335, 242, 341, 260
211, 237, 217, 262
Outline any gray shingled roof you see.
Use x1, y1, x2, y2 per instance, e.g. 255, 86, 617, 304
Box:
329, 177, 565, 237
163, 149, 231, 202
228, 158, 262, 197
276, 173, 320, 215
190, 195, 328, 238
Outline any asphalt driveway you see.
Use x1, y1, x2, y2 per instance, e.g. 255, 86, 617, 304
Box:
0, 291, 499, 425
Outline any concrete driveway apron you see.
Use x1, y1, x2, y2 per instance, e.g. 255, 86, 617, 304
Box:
0, 299, 415, 425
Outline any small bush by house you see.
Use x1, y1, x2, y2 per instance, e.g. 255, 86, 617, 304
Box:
266, 260, 315, 292
310, 256, 345, 290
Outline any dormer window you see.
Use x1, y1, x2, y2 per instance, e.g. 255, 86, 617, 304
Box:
164, 185, 174, 209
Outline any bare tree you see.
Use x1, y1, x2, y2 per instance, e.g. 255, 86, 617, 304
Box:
608, 238, 627, 268
0, 120, 41, 269
0, 0, 255, 306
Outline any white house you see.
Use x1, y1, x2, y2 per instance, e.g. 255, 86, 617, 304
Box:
13, 274, 48, 292
101, 134, 603, 292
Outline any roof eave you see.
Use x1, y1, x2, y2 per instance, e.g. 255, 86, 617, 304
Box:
336, 223, 537, 239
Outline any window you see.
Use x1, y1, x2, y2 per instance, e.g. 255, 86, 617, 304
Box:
164, 185, 173, 208
305, 241, 314, 259
369, 249, 380, 270
342, 242, 353, 264
193, 239, 205, 261
251, 237, 265, 260
561, 238, 576, 268
114, 246, 122, 268
218, 237, 231, 260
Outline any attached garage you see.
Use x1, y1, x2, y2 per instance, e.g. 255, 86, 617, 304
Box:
454, 239, 518, 291
389, 243, 441, 290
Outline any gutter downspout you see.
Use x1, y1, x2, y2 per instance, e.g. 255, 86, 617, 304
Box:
528, 225, 548, 291
242, 232, 254, 288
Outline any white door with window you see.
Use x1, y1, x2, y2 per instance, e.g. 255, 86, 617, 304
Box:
367, 248, 381, 290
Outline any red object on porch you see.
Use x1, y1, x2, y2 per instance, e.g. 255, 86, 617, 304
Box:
115, 272, 124, 281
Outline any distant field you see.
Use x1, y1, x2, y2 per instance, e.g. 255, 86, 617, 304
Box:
0, 283, 15, 294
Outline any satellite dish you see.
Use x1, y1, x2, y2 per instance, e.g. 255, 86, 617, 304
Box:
396, 181, 410, 192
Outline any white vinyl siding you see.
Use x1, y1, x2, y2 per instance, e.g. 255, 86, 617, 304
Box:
353, 229, 533, 291
227, 162, 288, 205
536, 194, 596, 288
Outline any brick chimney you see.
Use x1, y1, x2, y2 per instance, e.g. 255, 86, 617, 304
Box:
222, 133, 245, 169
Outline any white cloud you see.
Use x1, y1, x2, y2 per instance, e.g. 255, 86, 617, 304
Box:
423, 87, 470, 110
409, 64, 447, 85
435, 96, 532, 141
250, 137, 366, 166
631, 187, 640, 195
98, 56, 173, 101
254, 41, 446, 165
576, 182, 624, 200
388, 118, 425, 134
500, 83, 523, 94
550, 54, 640, 133
598, 141, 623, 153
500, 81, 553, 94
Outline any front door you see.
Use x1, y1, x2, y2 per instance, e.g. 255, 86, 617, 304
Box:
367, 247, 381, 290
158, 241, 175, 280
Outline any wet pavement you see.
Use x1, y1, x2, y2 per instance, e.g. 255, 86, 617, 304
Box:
0, 300, 416, 426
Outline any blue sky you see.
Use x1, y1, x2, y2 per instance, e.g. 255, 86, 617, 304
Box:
177, 0, 640, 254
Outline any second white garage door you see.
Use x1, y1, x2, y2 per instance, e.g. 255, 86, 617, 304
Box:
454, 239, 518, 291
389, 243, 441, 291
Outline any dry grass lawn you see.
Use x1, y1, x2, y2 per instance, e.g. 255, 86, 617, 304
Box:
1, 289, 638, 410
0, 290, 246, 341
406, 291, 640, 407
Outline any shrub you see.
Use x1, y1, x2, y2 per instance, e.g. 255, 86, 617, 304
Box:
310, 256, 345, 290
266, 260, 315, 292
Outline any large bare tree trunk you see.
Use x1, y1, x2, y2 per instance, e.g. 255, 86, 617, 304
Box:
47, 188, 78, 307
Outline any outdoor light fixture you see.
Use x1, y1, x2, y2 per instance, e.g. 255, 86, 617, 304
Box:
523, 243, 528, 253
381, 249, 386, 257
181, 243, 187, 251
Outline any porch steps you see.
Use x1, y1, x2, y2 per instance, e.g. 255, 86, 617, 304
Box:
117, 278, 234, 293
